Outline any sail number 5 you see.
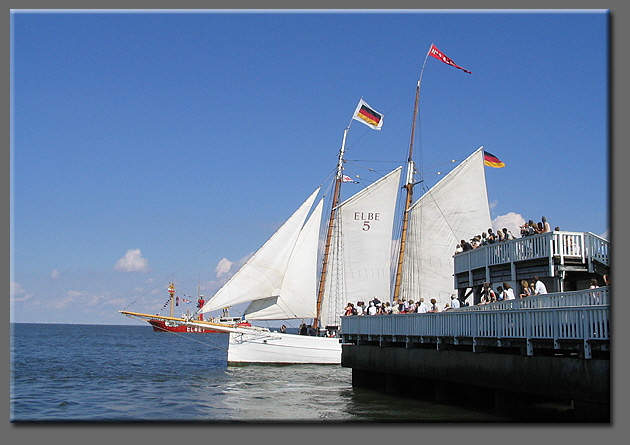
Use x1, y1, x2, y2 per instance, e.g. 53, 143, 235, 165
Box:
354, 212, 380, 231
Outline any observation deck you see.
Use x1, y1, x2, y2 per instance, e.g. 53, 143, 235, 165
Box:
453, 231, 609, 300
339, 231, 610, 421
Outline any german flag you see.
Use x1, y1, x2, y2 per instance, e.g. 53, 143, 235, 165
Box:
353, 99, 384, 130
483, 151, 505, 168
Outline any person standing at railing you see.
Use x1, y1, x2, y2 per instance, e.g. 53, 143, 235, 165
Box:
428, 298, 440, 313
527, 220, 538, 235
460, 239, 473, 252
541, 216, 551, 233
533, 276, 548, 295
450, 294, 461, 309
589, 278, 601, 304
503, 282, 516, 300
479, 282, 496, 304
416, 298, 428, 313
519, 280, 531, 298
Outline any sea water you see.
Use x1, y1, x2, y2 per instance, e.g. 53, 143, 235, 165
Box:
10, 323, 508, 423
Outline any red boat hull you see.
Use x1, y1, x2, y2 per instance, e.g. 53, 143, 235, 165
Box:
148, 319, 250, 333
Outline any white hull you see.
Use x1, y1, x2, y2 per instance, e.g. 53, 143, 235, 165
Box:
227, 330, 342, 364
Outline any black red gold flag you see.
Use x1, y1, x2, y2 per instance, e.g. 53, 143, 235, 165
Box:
352, 99, 384, 130
483, 151, 505, 168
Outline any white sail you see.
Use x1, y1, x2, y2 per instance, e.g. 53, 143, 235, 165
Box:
320, 167, 402, 327
199, 188, 321, 315
243, 198, 324, 320
400, 147, 491, 307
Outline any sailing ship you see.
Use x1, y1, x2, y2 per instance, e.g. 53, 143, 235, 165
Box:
121, 144, 490, 363
145, 283, 251, 333
121, 45, 492, 364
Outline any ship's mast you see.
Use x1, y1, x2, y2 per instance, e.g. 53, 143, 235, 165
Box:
168, 282, 176, 318
393, 51, 430, 301
314, 126, 349, 329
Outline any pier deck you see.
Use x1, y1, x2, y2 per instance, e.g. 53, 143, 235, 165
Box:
339, 232, 611, 422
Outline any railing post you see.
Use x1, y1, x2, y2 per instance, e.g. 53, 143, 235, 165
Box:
582, 307, 592, 359
548, 233, 555, 277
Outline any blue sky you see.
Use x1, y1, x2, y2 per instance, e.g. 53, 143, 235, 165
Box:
11, 10, 609, 325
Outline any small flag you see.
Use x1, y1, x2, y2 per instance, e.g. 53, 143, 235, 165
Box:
428, 44, 472, 74
342, 175, 356, 183
182, 299, 191, 304
353, 99, 384, 130
483, 151, 505, 168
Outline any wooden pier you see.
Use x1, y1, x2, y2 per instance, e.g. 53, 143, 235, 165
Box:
340, 231, 610, 422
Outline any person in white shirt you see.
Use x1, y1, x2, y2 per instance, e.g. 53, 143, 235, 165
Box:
503, 282, 515, 300
450, 294, 461, 308
533, 276, 548, 295
541, 216, 551, 233
416, 298, 428, 313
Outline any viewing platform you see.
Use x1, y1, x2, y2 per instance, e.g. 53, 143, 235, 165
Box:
454, 231, 609, 301
341, 287, 609, 359
339, 231, 610, 422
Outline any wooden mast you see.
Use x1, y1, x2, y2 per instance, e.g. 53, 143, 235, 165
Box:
393, 49, 430, 301
392, 81, 419, 301
314, 126, 349, 329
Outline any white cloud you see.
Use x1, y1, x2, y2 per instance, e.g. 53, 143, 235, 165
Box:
113, 249, 150, 273
10, 281, 25, 297
10, 281, 34, 302
50, 269, 61, 280
214, 258, 233, 278
50, 290, 118, 310
492, 212, 526, 238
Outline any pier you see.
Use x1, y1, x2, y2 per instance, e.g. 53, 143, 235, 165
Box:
340, 231, 610, 422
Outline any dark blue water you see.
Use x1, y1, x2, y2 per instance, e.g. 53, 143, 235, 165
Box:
10, 323, 506, 422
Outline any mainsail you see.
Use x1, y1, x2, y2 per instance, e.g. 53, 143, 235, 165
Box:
399, 147, 491, 307
320, 167, 402, 328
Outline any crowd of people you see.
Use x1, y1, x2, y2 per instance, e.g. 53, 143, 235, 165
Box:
343, 295, 454, 316
477, 276, 547, 304
454, 216, 554, 254
341, 274, 562, 315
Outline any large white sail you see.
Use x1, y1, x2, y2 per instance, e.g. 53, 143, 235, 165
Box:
199, 188, 321, 315
320, 167, 402, 327
243, 198, 324, 320
400, 147, 491, 307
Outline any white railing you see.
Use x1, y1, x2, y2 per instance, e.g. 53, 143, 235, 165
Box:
342, 306, 609, 341
453, 231, 609, 274
585, 232, 610, 267
341, 290, 610, 358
